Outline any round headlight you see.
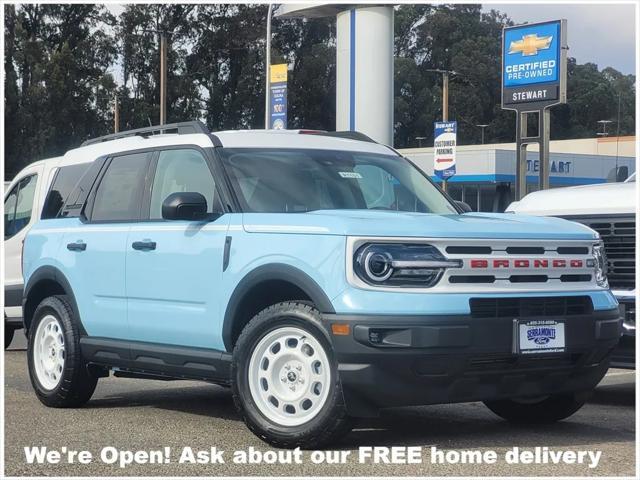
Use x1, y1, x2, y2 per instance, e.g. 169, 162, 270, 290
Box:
354, 243, 461, 287
364, 251, 393, 281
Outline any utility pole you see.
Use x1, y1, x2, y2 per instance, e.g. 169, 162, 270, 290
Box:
265, 3, 273, 129
441, 71, 449, 192
159, 32, 167, 126
114, 93, 120, 133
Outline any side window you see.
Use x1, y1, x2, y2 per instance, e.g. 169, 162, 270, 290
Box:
41, 163, 91, 219
149, 149, 218, 220
91, 152, 150, 222
4, 183, 19, 239
4, 175, 38, 239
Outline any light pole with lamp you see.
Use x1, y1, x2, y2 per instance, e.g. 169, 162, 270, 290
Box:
476, 124, 489, 144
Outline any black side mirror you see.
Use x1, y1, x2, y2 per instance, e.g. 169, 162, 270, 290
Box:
162, 192, 208, 221
455, 200, 472, 213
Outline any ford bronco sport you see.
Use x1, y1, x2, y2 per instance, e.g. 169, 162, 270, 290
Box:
22, 121, 620, 448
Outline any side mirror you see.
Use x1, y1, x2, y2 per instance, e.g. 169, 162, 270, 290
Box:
162, 192, 208, 221
455, 200, 472, 213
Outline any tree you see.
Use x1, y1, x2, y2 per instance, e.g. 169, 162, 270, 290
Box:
4, 4, 117, 177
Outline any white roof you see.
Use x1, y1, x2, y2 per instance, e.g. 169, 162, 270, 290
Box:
55, 129, 393, 168
506, 182, 637, 216
214, 130, 392, 155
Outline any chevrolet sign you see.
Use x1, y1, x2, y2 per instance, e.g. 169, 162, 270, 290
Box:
502, 20, 567, 108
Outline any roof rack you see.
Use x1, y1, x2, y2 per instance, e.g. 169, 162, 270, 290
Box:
81, 120, 210, 147
300, 130, 378, 144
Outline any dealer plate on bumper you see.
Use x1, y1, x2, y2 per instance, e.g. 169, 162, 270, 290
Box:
518, 320, 565, 354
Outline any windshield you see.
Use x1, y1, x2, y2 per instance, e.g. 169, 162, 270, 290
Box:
219, 148, 458, 214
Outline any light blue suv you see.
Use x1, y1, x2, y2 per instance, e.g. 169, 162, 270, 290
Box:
22, 121, 620, 447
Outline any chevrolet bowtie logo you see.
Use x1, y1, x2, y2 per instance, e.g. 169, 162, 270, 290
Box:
509, 34, 553, 56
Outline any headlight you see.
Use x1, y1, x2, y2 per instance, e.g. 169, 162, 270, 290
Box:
592, 242, 608, 288
354, 243, 462, 287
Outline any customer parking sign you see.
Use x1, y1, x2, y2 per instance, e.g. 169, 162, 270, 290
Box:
433, 121, 457, 180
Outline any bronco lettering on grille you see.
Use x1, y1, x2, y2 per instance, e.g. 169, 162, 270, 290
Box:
470, 259, 584, 268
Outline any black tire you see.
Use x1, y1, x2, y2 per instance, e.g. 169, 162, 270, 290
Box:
5, 324, 15, 349
27, 295, 98, 407
232, 301, 352, 448
484, 391, 590, 424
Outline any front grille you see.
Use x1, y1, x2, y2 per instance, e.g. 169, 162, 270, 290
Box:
567, 215, 636, 289
470, 296, 594, 318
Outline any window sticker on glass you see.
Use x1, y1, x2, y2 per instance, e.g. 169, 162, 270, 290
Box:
338, 171, 362, 179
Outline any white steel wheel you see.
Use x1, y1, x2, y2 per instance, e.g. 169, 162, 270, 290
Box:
33, 314, 66, 390
248, 326, 331, 427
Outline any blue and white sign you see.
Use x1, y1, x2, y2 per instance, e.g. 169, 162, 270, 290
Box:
269, 64, 288, 129
502, 20, 566, 107
433, 121, 457, 180
504, 21, 560, 87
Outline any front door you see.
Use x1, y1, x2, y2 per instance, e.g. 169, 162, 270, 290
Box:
125, 148, 229, 349
63, 151, 152, 338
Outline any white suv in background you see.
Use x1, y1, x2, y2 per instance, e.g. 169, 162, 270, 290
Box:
4, 156, 80, 348
507, 175, 636, 368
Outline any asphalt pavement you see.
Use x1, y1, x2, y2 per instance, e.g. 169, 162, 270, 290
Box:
3, 332, 636, 477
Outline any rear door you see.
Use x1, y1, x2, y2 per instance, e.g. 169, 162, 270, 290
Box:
62, 151, 152, 338
125, 147, 229, 349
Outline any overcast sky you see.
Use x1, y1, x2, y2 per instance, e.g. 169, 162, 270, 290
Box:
484, 3, 636, 74
105, 2, 636, 75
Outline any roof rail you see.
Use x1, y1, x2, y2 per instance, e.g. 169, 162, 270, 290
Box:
81, 120, 210, 147
301, 130, 378, 144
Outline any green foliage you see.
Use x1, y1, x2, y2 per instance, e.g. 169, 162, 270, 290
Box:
4, 4, 636, 178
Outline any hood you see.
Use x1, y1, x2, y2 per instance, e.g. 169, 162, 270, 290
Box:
507, 181, 636, 216
242, 210, 599, 240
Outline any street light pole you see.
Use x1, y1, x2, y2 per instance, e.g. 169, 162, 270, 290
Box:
476, 124, 489, 144
264, 3, 273, 130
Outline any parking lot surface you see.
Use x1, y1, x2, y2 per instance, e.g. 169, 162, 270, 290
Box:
4, 333, 636, 477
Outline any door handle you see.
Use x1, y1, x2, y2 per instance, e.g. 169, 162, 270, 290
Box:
132, 240, 156, 251
67, 241, 86, 252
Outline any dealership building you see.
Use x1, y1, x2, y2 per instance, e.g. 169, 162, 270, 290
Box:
399, 135, 636, 212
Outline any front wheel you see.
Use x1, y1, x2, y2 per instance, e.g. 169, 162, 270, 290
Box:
484, 391, 590, 424
27, 295, 98, 407
232, 302, 352, 448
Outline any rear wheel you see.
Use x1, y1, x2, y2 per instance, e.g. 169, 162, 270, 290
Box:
5, 323, 15, 349
484, 392, 589, 423
27, 295, 98, 407
232, 301, 352, 448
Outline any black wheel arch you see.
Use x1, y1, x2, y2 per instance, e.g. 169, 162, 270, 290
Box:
222, 263, 335, 352
22, 266, 85, 337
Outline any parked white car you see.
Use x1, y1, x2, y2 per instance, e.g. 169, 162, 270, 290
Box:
4, 156, 73, 348
507, 175, 636, 368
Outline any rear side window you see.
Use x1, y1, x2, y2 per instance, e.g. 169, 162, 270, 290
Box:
90, 152, 151, 222
4, 174, 38, 239
41, 164, 90, 219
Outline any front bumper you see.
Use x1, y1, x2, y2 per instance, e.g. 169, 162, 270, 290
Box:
323, 308, 621, 417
